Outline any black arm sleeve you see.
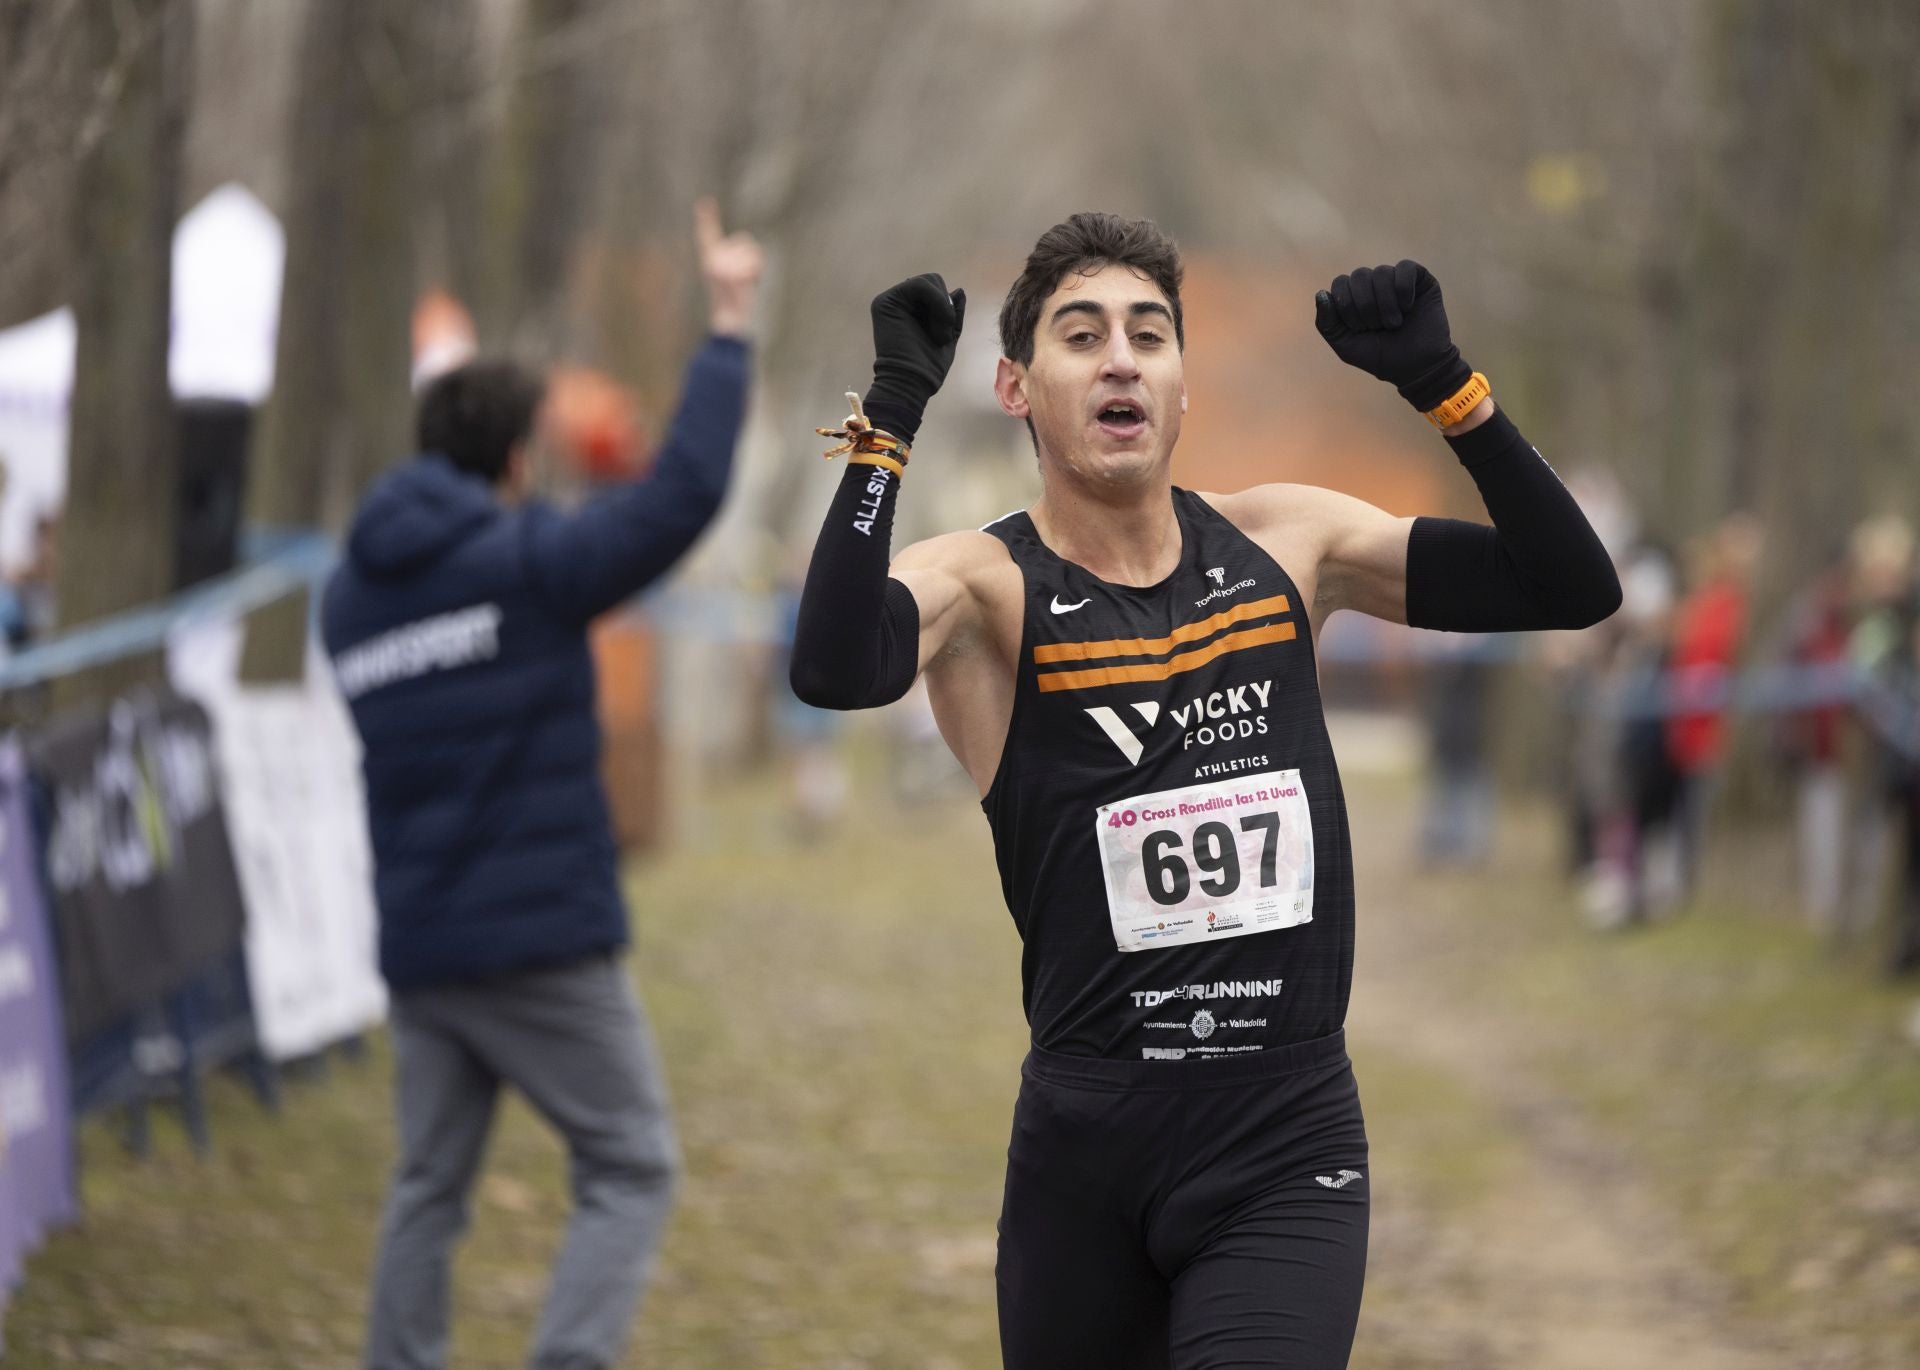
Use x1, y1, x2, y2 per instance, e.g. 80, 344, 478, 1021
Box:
789, 461, 921, 709
1405, 409, 1623, 632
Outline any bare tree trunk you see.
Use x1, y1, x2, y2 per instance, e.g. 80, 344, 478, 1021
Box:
55, 0, 192, 712
479, 0, 617, 359
0, 2, 88, 327
410, 1, 493, 308
240, 0, 420, 682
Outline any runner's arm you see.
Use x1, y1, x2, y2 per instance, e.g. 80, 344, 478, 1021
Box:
1403, 404, 1621, 631
1309, 404, 1621, 630
787, 465, 979, 708
1309, 260, 1619, 632
790, 272, 969, 709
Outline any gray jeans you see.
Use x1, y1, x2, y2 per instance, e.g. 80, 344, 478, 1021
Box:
364, 954, 678, 1370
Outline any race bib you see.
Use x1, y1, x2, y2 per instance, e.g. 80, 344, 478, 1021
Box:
1095, 771, 1314, 953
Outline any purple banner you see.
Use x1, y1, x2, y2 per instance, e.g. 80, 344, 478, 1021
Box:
0, 736, 77, 1326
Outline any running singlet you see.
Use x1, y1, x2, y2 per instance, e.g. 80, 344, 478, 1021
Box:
982, 488, 1355, 1060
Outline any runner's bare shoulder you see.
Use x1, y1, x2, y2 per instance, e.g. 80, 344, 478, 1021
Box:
1193, 483, 1349, 540
893, 527, 1018, 586
892, 529, 1023, 656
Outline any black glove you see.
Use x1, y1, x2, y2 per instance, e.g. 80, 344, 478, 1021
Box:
1313, 260, 1471, 414
863, 273, 966, 445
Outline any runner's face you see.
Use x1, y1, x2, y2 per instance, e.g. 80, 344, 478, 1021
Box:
997, 263, 1185, 488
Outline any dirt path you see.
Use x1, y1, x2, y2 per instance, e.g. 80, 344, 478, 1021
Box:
1342, 778, 1798, 1370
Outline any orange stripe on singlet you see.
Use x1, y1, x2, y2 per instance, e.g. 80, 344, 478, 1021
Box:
1032, 593, 1292, 665
1035, 620, 1299, 693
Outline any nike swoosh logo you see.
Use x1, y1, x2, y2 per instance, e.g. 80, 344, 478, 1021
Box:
1050, 596, 1091, 615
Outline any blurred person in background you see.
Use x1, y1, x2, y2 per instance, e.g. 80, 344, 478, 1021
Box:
1662, 513, 1761, 905
1775, 547, 1854, 935
772, 565, 851, 837
322, 202, 760, 1370
1846, 514, 1918, 952
1417, 632, 1495, 868
887, 674, 965, 805
1550, 470, 1640, 878
790, 216, 1620, 1367
1847, 514, 1920, 975
0, 461, 27, 654
1888, 615, 1920, 977
1553, 625, 1609, 876
15, 510, 58, 643
1579, 542, 1682, 929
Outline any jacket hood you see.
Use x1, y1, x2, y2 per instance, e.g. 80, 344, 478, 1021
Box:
346, 455, 500, 579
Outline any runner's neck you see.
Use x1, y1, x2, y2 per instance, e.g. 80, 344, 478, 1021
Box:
1029, 486, 1184, 588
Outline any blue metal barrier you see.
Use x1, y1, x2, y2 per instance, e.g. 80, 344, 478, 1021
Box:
0, 531, 335, 692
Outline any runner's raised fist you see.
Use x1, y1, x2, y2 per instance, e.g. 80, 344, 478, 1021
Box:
1313, 260, 1471, 414
864, 273, 967, 445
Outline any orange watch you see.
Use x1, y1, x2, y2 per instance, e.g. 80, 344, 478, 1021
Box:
1425, 371, 1490, 429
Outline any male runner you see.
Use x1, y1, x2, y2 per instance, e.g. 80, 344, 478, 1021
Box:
790, 213, 1619, 1368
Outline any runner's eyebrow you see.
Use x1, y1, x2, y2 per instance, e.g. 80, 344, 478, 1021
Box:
1049, 300, 1174, 327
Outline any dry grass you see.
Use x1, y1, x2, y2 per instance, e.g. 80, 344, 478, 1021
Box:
6, 763, 1917, 1367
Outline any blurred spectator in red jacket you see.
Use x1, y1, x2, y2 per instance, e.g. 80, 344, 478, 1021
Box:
1664, 513, 1761, 901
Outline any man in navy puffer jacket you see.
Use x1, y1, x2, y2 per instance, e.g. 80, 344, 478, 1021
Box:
325, 201, 760, 1370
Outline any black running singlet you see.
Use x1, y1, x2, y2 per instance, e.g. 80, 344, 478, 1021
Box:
982, 488, 1355, 1060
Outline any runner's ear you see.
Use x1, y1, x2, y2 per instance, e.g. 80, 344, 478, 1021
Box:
995, 356, 1030, 420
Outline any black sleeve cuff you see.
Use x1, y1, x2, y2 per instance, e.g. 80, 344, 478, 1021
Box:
1441, 406, 1528, 470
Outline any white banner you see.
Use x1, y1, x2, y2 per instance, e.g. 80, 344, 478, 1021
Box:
196, 677, 387, 1061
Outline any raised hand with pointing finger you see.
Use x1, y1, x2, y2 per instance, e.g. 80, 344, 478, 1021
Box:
695, 197, 764, 339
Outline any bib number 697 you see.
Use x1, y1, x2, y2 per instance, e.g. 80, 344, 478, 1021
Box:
1141, 813, 1280, 905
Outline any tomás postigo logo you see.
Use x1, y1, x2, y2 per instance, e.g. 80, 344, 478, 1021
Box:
1194, 568, 1256, 609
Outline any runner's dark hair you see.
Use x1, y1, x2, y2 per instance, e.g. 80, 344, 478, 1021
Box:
997, 212, 1185, 365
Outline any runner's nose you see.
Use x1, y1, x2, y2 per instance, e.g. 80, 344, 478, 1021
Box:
1099, 332, 1142, 382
